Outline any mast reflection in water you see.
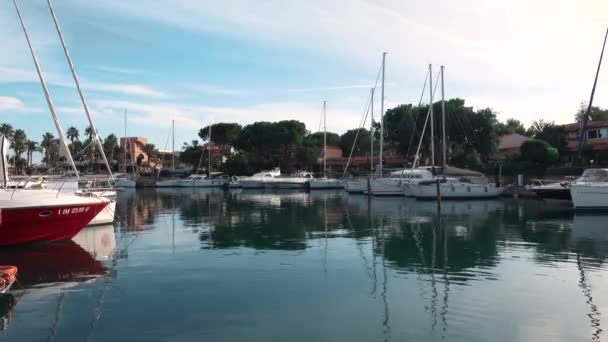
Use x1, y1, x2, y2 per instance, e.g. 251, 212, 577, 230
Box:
2, 189, 608, 341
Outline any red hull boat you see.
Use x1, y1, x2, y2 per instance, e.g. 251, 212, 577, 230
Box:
0, 190, 109, 247
0, 202, 108, 247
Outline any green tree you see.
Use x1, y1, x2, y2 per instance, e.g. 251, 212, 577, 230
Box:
66, 126, 80, 154
575, 102, 608, 122
198, 123, 242, 146
84, 125, 95, 165
142, 143, 156, 165
339, 128, 371, 156
496, 118, 526, 136
103, 134, 119, 161
26, 140, 39, 167
0, 123, 14, 140
520, 139, 559, 176
526, 120, 567, 157
11, 129, 27, 171
41, 132, 57, 166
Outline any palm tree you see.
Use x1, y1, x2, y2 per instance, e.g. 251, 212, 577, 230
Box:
66, 126, 80, 154
103, 134, 119, 162
26, 140, 40, 167
85, 125, 95, 166
11, 129, 27, 172
0, 123, 14, 140
142, 143, 156, 165
41, 132, 56, 166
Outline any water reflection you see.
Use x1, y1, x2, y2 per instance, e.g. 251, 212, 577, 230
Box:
0, 225, 116, 338
6, 190, 608, 341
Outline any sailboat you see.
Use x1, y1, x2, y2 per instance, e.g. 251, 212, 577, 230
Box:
113, 110, 137, 188
178, 123, 226, 188
343, 95, 372, 193
409, 66, 504, 200
156, 120, 181, 187
310, 101, 343, 189
569, 27, 608, 210
366, 61, 444, 196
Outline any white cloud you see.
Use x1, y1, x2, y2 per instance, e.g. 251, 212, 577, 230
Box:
68, 0, 608, 126
0, 96, 27, 112
93, 99, 364, 135
89, 65, 140, 75
0, 66, 166, 98
187, 84, 252, 96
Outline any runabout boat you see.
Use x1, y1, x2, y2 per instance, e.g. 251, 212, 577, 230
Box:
0, 189, 108, 246
528, 179, 572, 200
263, 171, 313, 189
570, 169, 608, 210
239, 168, 281, 189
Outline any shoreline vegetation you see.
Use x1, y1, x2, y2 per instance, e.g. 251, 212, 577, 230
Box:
2, 99, 608, 179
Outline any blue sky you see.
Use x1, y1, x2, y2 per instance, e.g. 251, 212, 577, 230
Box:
1, 0, 607, 152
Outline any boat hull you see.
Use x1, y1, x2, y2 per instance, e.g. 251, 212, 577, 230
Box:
114, 179, 136, 188
570, 183, 608, 210
156, 180, 180, 187
367, 178, 405, 196
530, 187, 571, 200
412, 183, 504, 200
88, 200, 116, 226
309, 179, 343, 189
0, 202, 107, 246
345, 179, 367, 193
178, 179, 226, 188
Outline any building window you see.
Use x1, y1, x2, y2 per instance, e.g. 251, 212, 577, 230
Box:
588, 129, 601, 139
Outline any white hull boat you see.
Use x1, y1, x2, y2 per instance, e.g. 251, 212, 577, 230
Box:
345, 179, 367, 193
410, 181, 504, 200
570, 169, 608, 210
114, 178, 136, 188
177, 175, 225, 188
366, 178, 404, 196
238, 168, 282, 189
309, 178, 343, 190
156, 179, 181, 187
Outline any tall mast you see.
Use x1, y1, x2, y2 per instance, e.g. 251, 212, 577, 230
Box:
171, 120, 175, 174
370, 88, 374, 176
123, 110, 127, 173
12, 0, 78, 180
429, 64, 435, 169
208, 123, 212, 177
441, 65, 447, 179
46, 0, 112, 179
323, 100, 327, 179
578, 26, 608, 157
379, 52, 386, 176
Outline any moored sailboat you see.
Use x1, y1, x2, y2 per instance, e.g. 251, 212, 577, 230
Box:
310, 101, 343, 190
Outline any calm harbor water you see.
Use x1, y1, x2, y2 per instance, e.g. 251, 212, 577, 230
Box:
1, 189, 608, 341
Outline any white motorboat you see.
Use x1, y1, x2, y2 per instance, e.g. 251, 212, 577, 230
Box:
570, 169, 608, 210
177, 174, 226, 188
527, 179, 571, 200
239, 168, 281, 189
263, 171, 313, 189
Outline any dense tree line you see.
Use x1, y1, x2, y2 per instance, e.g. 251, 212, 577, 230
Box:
3, 99, 607, 176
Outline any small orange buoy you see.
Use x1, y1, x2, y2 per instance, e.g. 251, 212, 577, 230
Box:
0, 266, 17, 293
